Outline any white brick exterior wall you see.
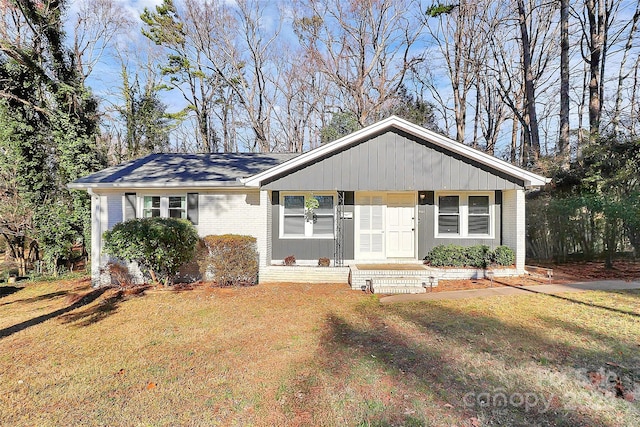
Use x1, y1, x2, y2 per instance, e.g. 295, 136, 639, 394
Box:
502, 189, 526, 273
91, 189, 267, 285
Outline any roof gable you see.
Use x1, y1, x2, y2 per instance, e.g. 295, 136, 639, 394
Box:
243, 116, 549, 189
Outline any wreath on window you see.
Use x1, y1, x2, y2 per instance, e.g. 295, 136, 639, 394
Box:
304, 196, 320, 222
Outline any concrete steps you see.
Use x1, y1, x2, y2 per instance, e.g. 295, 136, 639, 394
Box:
350, 265, 438, 294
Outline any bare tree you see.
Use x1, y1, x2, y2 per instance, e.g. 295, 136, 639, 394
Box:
425, 0, 485, 143
611, 3, 640, 135
71, 0, 135, 82
293, 0, 425, 128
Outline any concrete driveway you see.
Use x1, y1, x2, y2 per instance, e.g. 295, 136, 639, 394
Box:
379, 280, 640, 304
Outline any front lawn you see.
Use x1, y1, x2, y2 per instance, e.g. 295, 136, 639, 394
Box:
0, 278, 638, 426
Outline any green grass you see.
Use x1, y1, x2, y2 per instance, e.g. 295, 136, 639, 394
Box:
0, 278, 638, 426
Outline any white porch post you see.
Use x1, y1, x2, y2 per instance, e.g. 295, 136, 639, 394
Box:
89, 190, 102, 287
502, 189, 526, 273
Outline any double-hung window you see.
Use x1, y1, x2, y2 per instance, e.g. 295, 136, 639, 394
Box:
142, 195, 187, 219
143, 196, 161, 218
436, 193, 493, 238
168, 196, 187, 219
281, 193, 335, 238
438, 196, 460, 234
468, 196, 490, 235
283, 195, 305, 235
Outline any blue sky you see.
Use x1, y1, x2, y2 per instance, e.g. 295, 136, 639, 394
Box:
74, 0, 640, 156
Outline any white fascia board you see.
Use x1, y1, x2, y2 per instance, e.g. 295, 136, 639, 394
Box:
242, 115, 550, 189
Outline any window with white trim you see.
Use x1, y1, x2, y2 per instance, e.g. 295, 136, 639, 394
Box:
141, 195, 187, 219
281, 193, 335, 238
436, 193, 493, 237
468, 196, 490, 235
143, 196, 161, 218
168, 196, 187, 219
438, 195, 459, 234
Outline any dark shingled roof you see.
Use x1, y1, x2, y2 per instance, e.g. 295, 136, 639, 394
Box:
69, 153, 299, 188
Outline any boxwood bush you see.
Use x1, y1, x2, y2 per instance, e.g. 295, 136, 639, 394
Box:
491, 245, 516, 266
425, 244, 515, 268
103, 218, 199, 286
199, 234, 258, 286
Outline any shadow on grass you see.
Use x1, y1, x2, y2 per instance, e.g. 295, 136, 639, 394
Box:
494, 279, 640, 318
0, 289, 71, 307
59, 289, 132, 327
309, 300, 637, 426
0, 288, 109, 339
0, 286, 23, 299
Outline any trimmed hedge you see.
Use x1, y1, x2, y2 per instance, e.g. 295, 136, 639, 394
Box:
492, 245, 516, 266
200, 234, 258, 286
425, 244, 515, 268
103, 218, 199, 286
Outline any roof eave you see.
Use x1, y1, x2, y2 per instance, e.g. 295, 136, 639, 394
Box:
68, 180, 249, 191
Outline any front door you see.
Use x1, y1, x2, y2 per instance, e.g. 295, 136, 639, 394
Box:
386, 193, 415, 258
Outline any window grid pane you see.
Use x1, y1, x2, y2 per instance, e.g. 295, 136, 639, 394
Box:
438, 215, 459, 234
283, 215, 305, 235
469, 196, 489, 214
284, 196, 305, 214
468, 216, 490, 234
143, 196, 161, 218
439, 196, 459, 213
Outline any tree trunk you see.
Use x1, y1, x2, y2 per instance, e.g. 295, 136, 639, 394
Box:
585, 0, 604, 141
558, 0, 570, 159
517, 0, 540, 165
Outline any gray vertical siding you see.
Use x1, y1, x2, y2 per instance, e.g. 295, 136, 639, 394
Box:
270, 191, 355, 262
263, 130, 524, 191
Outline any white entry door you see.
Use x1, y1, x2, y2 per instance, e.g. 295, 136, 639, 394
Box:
356, 193, 385, 259
386, 193, 415, 258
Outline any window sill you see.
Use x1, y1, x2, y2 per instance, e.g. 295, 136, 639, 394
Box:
279, 235, 335, 240
435, 234, 494, 239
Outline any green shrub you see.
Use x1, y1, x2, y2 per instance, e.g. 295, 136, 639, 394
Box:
465, 245, 491, 268
103, 218, 199, 286
200, 234, 258, 286
492, 245, 515, 266
425, 244, 515, 267
425, 244, 466, 267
